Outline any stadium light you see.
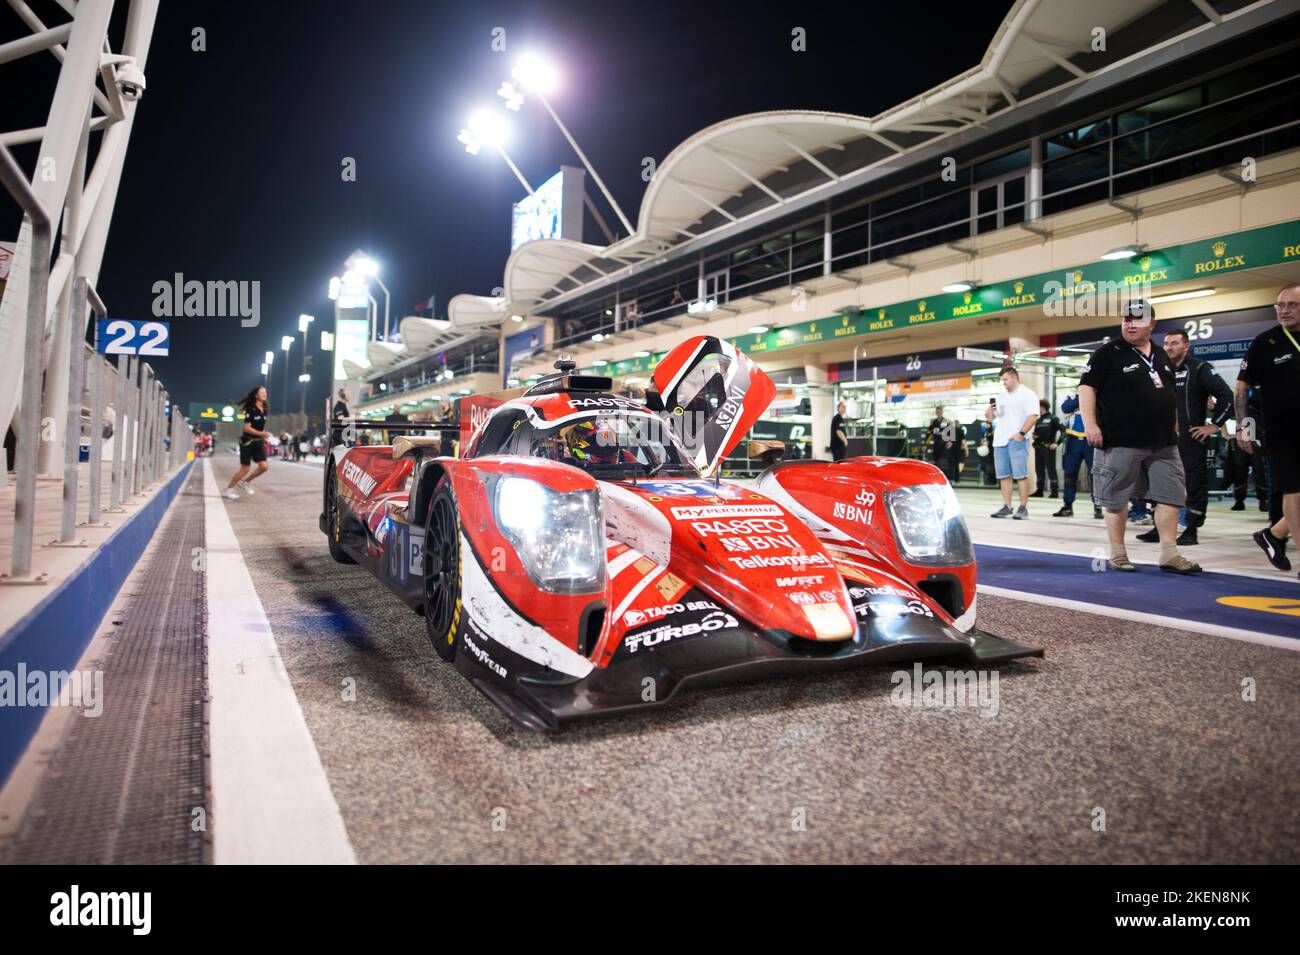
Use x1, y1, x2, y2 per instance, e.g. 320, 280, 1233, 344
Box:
511, 53, 559, 95
298, 313, 314, 333
354, 257, 379, 278
298, 374, 311, 383
265, 350, 274, 366
327, 276, 340, 301
281, 335, 293, 351
502, 53, 634, 236
460, 109, 534, 195
348, 253, 389, 341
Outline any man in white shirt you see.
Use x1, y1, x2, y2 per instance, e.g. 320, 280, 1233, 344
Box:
986, 366, 1039, 519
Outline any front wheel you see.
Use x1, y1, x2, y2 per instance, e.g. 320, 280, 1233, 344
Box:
326, 470, 356, 565
423, 479, 462, 662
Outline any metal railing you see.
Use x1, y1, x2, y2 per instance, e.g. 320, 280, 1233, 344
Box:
2, 143, 195, 583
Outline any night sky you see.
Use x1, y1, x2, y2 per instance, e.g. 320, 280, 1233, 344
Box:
3, 1, 1007, 419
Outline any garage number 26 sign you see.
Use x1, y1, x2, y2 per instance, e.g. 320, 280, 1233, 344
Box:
96, 318, 170, 356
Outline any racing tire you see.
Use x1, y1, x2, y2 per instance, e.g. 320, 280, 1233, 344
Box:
325, 469, 356, 565
423, 479, 462, 662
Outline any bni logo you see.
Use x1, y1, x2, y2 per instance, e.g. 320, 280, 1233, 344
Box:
49, 885, 151, 935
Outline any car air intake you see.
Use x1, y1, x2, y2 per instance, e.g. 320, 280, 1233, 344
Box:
918, 574, 965, 620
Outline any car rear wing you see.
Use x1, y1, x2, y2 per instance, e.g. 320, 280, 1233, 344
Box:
327, 417, 460, 457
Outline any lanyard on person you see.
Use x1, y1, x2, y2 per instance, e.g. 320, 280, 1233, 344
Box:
1130, 343, 1164, 389
1283, 325, 1300, 356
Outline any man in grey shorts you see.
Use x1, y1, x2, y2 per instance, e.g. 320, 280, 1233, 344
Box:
1078, 299, 1201, 574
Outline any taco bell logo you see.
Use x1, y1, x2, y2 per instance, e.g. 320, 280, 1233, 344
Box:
152, 273, 260, 327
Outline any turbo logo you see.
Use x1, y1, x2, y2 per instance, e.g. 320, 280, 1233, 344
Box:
624, 610, 739, 653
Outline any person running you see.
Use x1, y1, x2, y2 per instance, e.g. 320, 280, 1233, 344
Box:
1053, 394, 1103, 519
224, 385, 271, 500
1079, 299, 1200, 574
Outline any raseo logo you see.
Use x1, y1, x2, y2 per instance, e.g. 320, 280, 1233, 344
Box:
49, 885, 151, 935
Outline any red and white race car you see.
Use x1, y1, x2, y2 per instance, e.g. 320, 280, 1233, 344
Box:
320, 335, 1040, 730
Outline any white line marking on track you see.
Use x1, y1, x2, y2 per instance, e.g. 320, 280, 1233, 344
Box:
977, 584, 1299, 652
202, 458, 357, 863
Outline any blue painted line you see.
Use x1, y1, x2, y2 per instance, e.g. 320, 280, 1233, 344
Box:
0, 462, 193, 786
975, 543, 1300, 639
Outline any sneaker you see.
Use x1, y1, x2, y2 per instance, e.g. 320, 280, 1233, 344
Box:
1052, 505, 1073, 517
1013, 505, 1029, 520
1230, 501, 1245, 511
1252, 528, 1292, 571
1160, 555, 1202, 575
990, 506, 1013, 519
1176, 528, 1198, 546
1093, 506, 1104, 519
1132, 515, 1154, 526
1049, 490, 1060, 499
238, 480, 255, 496
1029, 490, 1044, 498
1259, 501, 1269, 512
1135, 527, 1160, 543
222, 488, 239, 500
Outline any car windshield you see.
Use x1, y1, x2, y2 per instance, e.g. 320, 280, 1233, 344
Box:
475, 408, 700, 477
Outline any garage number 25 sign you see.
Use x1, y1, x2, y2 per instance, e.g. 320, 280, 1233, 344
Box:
96, 318, 170, 356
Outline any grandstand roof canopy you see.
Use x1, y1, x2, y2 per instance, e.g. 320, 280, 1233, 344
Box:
443, 0, 1254, 328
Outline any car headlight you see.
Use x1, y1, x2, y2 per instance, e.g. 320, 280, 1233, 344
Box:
492, 476, 605, 594
885, 483, 974, 566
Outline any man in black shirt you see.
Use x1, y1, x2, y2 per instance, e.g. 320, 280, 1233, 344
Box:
331, 386, 351, 446
830, 401, 848, 461
1135, 328, 1233, 545
1030, 399, 1063, 498
928, 405, 958, 480
1079, 299, 1199, 574
1238, 283, 1300, 576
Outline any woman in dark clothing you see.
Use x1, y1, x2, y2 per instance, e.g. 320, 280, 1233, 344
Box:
224, 385, 271, 500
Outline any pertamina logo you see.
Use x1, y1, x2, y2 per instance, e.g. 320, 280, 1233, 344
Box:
341, 459, 377, 496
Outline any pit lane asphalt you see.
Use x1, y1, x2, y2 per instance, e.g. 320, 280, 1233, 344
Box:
214, 454, 1300, 864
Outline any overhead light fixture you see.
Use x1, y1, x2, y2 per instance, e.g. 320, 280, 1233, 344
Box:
942, 280, 976, 293
1149, 288, 1216, 304
510, 314, 524, 323
1101, 243, 1145, 261
592, 359, 608, 367
633, 350, 650, 358
749, 324, 770, 334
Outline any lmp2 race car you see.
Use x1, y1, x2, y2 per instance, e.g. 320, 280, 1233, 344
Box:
320, 335, 1041, 730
